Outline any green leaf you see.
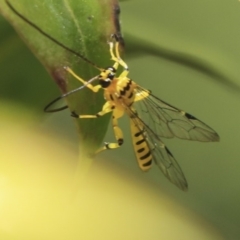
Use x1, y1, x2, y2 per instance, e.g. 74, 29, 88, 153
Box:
0, 0, 122, 154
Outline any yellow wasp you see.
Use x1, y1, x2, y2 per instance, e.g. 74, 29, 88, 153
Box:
6, 0, 219, 191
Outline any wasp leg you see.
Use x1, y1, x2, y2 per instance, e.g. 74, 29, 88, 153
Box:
72, 100, 124, 154
95, 108, 124, 154
109, 36, 129, 78
64, 66, 101, 93
134, 89, 151, 102
71, 101, 114, 119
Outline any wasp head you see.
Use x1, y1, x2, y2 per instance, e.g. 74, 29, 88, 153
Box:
99, 67, 116, 88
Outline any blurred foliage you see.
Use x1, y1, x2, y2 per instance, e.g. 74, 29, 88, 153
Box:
1, 0, 240, 239
0, 102, 223, 240
125, 32, 240, 91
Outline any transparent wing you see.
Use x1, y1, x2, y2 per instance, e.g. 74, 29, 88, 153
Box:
146, 128, 188, 191
134, 86, 220, 142
128, 107, 188, 191
125, 85, 219, 190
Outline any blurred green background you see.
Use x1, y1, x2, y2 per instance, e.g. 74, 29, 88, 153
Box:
1, 0, 240, 239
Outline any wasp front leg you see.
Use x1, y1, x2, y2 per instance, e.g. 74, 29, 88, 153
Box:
64, 66, 101, 93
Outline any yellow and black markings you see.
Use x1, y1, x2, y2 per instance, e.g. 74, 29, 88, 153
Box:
6, 0, 220, 191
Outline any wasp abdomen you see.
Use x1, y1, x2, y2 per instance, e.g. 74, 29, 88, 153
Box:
130, 117, 152, 171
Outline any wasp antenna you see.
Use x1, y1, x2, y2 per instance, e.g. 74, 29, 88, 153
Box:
44, 95, 68, 113
44, 75, 99, 112
5, 0, 102, 71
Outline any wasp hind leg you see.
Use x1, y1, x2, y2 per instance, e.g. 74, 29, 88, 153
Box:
72, 103, 124, 154
95, 109, 124, 154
